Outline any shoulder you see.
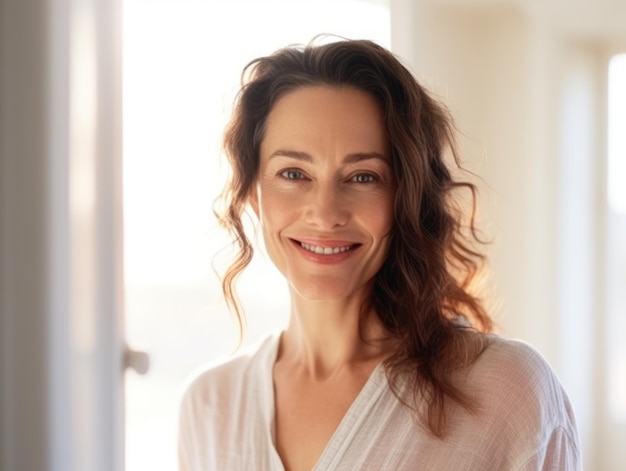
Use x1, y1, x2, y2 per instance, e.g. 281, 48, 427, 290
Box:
177, 333, 280, 470
468, 335, 572, 420
460, 335, 581, 467
471, 336, 567, 405
179, 332, 279, 411
473, 335, 559, 388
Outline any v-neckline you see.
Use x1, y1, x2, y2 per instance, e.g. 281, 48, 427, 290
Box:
264, 332, 386, 471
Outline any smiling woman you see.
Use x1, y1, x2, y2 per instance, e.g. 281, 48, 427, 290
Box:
178, 39, 582, 471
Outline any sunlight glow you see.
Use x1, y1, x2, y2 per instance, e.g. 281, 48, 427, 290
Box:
123, 1, 390, 469
608, 54, 626, 214
607, 53, 626, 422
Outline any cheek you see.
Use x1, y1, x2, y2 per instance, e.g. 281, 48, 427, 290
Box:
370, 196, 395, 237
369, 199, 395, 262
258, 191, 294, 234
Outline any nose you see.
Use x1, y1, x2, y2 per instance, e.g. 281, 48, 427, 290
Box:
303, 182, 350, 229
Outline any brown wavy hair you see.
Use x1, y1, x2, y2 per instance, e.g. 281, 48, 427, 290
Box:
217, 38, 494, 438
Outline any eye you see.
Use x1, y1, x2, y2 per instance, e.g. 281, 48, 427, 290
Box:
351, 173, 377, 184
279, 169, 306, 180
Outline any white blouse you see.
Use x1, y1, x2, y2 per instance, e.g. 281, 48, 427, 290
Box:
178, 333, 581, 470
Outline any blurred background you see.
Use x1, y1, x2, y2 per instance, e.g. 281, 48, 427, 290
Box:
1, 0, 625, 470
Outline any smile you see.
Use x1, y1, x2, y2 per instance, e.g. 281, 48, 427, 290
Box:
299, 241, 355, 255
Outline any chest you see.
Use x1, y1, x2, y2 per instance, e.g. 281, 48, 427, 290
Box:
201, 366, 531, 471
272, 371, 368, 471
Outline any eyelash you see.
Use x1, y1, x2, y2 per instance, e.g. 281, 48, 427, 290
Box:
277, 169, 380, 184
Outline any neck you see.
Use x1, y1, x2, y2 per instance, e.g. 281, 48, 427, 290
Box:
277, 289, 394, 378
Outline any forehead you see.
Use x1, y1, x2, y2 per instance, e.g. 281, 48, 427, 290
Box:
261, 85, 389, 157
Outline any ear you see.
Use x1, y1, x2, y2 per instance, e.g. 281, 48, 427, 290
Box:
247, 184, 260, 218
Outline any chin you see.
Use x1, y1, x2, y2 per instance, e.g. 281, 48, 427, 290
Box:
289, 277, 365, 303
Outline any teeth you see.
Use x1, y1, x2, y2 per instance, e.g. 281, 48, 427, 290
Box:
300, 242, 353, 255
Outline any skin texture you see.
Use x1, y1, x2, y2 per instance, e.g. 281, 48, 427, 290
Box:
249, 85, 397, 471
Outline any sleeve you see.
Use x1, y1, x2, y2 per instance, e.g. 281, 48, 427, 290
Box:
520, 425, 582, 471
475, 337, 583, 471
177, 387, 196, 471
177, 377, 209, 471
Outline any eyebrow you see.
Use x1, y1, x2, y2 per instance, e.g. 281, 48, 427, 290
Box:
268, 149, 389, 164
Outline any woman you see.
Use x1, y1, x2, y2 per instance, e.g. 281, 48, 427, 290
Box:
178, 39, 581, 470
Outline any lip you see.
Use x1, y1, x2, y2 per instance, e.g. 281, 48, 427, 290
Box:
289, 238, 361, 265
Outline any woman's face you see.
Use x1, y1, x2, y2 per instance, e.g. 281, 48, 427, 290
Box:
250, 85, 395, 302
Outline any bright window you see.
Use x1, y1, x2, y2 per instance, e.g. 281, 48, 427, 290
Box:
122, 1, 390, 469
607, 53, 626, 421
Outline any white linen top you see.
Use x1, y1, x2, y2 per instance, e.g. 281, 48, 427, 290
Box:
178, 333, 581, 470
